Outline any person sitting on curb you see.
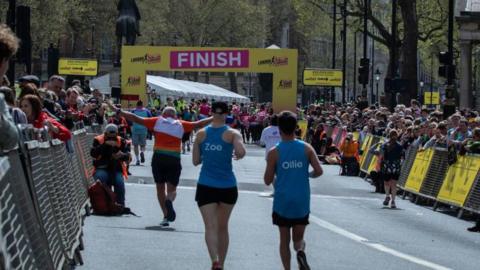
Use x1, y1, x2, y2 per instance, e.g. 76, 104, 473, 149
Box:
90, 124, 130, 206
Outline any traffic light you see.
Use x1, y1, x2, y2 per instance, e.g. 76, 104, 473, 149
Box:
445, 85, 456, 99
358, 58, 370, 85
438, 51, 455, 79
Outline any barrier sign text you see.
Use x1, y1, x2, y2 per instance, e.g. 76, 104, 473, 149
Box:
303, 69, 343, 87
424, 92, 440, 105
58, 58, 98, 76
405, 149, 434, 192
437, 155, 480, 206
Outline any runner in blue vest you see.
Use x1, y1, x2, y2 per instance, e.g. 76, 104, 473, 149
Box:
264, 111, 323, 270
192, 101, 246, 270
130, 100, 152, 165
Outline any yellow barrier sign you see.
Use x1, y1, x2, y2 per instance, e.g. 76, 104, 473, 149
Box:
424, 92, 440, 105
437, 155, 480, 206
359, 135, 373, 168
352, 132, 360, 142
297, 120, 308, 140
58, 58, 98, 76
404, 149, 434, 192
303, 69, 343, 87
368, 138, 385, 173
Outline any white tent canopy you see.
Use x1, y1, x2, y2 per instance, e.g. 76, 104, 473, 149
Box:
90, 73, 111, 95
146, 75, 250, 104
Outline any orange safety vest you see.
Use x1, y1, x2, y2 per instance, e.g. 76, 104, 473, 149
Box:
340, 140, 360, 162
93, 134, 128, 179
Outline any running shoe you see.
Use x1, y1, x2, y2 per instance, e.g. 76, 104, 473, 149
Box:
140, 152, 145, 163
296, 250, 311, 270
467, 225, 480, 232
136, 160, 140, 166
160, 218, 169, 227
383, 196, 390, 206
165, 199, 176, 222
390, 201, 396, 209
211, 261, 222, 270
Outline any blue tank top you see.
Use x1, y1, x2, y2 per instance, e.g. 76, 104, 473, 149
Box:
131, 108, 151, 134
198, 125, 236, 188
273, 139, 310, 218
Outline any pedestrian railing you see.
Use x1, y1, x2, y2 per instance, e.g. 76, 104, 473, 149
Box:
0, 126, 99, 269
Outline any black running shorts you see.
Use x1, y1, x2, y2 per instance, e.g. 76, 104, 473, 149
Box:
272, 212, 309, 227
195, 184, 238, 207
381, 172, 400, 182
182, 132, 191, 143
152, 153, 182, 186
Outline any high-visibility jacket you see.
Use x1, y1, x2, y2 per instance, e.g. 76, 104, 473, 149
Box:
93, 134, 128, 179
340, 140, 360, 161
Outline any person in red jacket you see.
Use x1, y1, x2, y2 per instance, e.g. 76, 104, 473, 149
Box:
20, 94, 71, 142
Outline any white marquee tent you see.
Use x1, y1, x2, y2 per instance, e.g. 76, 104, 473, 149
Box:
90, 73, 110, 94
146, 75, 250, 103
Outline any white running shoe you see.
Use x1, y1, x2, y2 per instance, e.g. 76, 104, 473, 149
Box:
160, 218, 169, 227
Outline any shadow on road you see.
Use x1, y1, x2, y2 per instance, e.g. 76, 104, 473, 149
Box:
97, 225, 203, 234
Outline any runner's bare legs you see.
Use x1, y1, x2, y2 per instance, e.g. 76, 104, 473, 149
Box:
279, 227, 291, 270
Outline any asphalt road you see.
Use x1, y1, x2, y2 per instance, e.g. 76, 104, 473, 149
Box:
79, 141, 480, 270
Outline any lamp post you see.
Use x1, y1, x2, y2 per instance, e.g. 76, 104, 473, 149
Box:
375, 69, 381, 104
419, 80, 425, 105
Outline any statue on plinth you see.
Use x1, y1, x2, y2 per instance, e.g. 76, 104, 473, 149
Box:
115, 0, 141, 65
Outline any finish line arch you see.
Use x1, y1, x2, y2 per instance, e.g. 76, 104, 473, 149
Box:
121, 46, 298, 112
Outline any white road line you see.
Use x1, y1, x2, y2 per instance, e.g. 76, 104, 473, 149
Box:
311, 194, 379, 201
126, 182, 451, 269
126, 183, 379, 201
309, 215, 453, 270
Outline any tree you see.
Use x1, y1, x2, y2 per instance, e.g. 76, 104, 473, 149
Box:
309, 0, 449, 105
165, 0, 268, 90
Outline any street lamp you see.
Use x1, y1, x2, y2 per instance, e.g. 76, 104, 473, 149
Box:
375, 69, 381, 104
420, 80, 424, 104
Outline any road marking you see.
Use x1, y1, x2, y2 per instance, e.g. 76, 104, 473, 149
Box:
311, 194, 379, 201
126, 182, 450, 269
126, 184, 380, 201
309, 215, 453, 270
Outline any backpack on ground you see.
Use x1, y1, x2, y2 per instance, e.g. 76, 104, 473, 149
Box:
88, 180, 137, 216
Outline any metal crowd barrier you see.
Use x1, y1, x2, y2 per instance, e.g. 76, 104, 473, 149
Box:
0, 126, 101, 270
419, 148, 449, 199
397, 145, 418, 188
354, 132, 480, 218
464, 170, 480, 215
1, 153, 41, 270
27, 141, 67, 270
360, 136, 381, 173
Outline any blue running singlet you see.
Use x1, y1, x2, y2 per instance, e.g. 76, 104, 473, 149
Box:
198, 125, 237, 188
273, 139, 310, 219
